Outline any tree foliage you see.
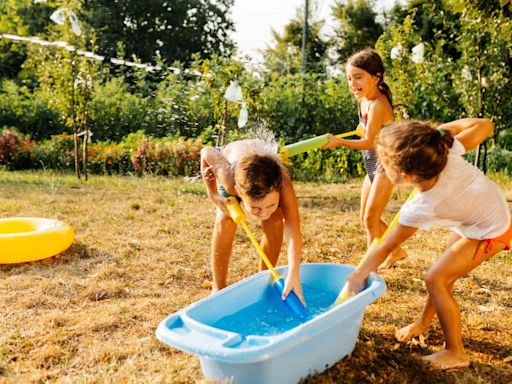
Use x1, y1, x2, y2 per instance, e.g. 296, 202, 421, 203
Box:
0, 0, 54, 78
0, 0, 236, 77
262, 6, 329, 75
331, 0, 384, 64
82, 0, 235, 65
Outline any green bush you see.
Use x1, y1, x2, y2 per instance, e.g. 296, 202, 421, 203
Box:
486, 148, 512, 175
90, 77, 151, 142
0, 80, 62, 139
287, 147, 364, 182
256, 73, 358, 143
496, 129, 512, 151
29, 132, 77, 171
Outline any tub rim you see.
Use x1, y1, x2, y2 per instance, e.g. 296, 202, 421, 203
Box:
156, 263, 386, 363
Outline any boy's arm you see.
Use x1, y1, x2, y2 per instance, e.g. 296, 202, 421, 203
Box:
200, 147, 234, 213
347, 223, 417, 294
437, 118, 494, 152
279, 174, 305, 303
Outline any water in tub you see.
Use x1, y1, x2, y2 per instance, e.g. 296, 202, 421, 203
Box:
213, 284, 336, 337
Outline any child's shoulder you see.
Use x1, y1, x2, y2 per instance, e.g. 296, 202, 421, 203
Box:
366, 95, 393, 123
371, 94, 392, 110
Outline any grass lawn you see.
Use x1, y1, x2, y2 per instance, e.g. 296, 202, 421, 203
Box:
1, 171, 511, 383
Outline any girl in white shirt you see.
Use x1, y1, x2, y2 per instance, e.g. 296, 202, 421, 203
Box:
346, 118, 512, 370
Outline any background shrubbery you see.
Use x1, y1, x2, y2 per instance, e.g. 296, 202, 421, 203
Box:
1, 1, 511, 180
0, 127, 367, 182
0, 128, 202, 177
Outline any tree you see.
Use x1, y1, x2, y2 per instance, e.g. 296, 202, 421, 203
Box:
331, 0, 384, 64
82, 0, 235, 66
447, 0, 512, 170
382, 0, 460, 60
263, 6, 329, 75
0, 0, 54, 79
376, 0, 512, 172
26, 0, 99, 179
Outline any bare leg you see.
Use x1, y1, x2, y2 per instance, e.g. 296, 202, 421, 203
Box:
396, 295, 436, 342
363, 171, 407, 268
210, 208, 237, 292
259, 208, 284, 271
421, 236, 504, 369
396, 233, 462, 342
359, 176, 372, 231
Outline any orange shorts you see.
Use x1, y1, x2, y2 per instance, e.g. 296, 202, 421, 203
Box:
475, 218, 512, 260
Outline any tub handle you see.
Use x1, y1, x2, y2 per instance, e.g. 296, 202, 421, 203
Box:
156, 314, 242, 353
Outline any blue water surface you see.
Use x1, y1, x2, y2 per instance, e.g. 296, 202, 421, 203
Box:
212, 283, 337, 336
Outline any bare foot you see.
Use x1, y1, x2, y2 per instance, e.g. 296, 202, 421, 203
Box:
379, 247, 408, 270
423, 349, 469, 370
395, 322, 428, 343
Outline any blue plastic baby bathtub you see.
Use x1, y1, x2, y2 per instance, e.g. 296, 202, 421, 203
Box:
156, 263, 386, 383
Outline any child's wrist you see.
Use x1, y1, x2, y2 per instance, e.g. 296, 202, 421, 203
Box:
287, 263, 300, 276
350, 269, 367, 281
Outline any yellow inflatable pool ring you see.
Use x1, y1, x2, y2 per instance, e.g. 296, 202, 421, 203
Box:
0, 218, 74, 264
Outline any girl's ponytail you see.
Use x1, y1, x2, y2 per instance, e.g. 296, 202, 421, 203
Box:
436, 128, 454, 149
378, 79, 393, 108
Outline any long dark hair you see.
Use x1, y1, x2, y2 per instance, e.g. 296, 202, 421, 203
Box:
348, 48, 393, 107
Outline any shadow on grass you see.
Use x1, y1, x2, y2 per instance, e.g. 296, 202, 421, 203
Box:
305, 329, 512, 384
0, 242, 112, 274
465, 337, 512, 361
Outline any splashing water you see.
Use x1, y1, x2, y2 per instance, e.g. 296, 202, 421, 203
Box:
242, 123, 279, 155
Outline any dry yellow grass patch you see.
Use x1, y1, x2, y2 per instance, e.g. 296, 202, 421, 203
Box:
1, 171, 511, 383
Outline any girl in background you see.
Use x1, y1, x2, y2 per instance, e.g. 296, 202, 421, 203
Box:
323, 48, 407, 269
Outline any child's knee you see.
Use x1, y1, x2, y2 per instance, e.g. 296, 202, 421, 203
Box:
216, 211, 237, 229
424, 267, 448, 292
363, 211, 379, 230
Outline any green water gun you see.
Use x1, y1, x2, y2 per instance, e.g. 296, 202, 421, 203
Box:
279, 125, 362, 161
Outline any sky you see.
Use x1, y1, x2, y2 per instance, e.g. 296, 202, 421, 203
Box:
231, 0, 403, 61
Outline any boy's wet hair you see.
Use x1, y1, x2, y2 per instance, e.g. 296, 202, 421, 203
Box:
235, 153, 283, 199
376, 120, 455, 181
348, 48, 393, 107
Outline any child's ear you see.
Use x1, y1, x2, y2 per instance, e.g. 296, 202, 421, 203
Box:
401, 172, 414, 182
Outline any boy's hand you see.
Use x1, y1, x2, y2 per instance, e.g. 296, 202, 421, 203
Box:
282, 272, 306, 306
212, 194, 230, 216
435, 122, 458, 137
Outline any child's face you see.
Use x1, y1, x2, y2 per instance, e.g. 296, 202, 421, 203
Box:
241, 190, 280, 221
380, 159, 406, 185
346, 64, 379, 99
